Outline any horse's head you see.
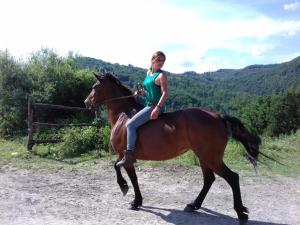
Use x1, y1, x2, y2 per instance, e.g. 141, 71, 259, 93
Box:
84, 72, 111, 110
84, 71, 134, 110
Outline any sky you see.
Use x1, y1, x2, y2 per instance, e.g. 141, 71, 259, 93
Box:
1, 0, 300, 73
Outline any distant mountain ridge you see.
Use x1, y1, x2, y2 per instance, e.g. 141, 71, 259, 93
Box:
76, 56, 300, 96
210, 56, 300, 95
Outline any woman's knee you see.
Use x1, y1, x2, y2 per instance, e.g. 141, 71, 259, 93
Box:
126, 119, 135, 129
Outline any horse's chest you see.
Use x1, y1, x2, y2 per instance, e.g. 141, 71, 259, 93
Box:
110, 121, 127, 150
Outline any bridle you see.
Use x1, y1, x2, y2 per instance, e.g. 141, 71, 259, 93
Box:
98, 83, 145, 105
89, 71, 145, 109
101, 93, 137, 104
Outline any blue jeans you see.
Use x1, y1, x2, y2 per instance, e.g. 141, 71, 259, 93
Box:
126, 106, 162, 150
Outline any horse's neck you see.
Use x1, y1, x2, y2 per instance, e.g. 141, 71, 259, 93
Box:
105, 83, 141, 126
107, 100, 140, 126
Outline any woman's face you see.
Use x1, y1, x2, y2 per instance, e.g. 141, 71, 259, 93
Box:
151, 55, 165, 70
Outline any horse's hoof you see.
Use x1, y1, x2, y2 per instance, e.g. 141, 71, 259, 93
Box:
184, 204, 196, 212
130, 198, 143, 210
239, 214, 248, 225
237, 205, 249, 225
239, 218, 248, 225
129, 204, 140, 210
121, 185, 129, 196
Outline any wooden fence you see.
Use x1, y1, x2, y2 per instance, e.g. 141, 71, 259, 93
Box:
27, 98, 96, 150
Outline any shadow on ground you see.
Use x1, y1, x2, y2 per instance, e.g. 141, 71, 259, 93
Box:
140, 206, 287, 225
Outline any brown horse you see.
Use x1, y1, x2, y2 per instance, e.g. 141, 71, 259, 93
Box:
84, 71, 261, 225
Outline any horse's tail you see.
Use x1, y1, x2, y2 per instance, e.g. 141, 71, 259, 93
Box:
221, 114, 261, 167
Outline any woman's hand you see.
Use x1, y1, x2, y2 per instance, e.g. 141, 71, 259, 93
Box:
150, 107, 160, 120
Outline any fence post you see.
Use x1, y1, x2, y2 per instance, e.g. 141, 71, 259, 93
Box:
27, 97, 34, 150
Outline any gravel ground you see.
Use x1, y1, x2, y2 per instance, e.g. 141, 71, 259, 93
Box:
0, 158, 299, 225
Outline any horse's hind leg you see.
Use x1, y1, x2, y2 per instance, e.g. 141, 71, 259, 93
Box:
214, 162, 248, 225
184, 161, 215, 212
114, 161, 129, 196
124, 164, 143, 210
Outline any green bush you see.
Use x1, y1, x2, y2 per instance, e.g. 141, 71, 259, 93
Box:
33, 125, 112, 160
58, 127, 100, 158
234, 88, 300, 137
100, 125, 112, 153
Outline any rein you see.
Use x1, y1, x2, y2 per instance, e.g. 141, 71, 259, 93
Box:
101, 83, 145, 104
101, 93, 138, 104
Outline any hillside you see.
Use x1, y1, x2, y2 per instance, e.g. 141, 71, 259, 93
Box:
211, 56, 300, 95
75, 56, 300, 112
76, 56, 300, 96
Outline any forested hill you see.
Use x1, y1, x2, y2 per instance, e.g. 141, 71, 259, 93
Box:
206, 56, 300, 95
75, 56, 300, 96
1, 49, 299, 137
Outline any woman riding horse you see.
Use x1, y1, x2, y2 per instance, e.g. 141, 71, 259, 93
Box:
84, 56, 261, 225
117, 51, 168, 167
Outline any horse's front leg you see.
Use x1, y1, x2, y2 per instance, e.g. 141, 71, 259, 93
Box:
114, 161, 129, 196
124, 164, 143, 210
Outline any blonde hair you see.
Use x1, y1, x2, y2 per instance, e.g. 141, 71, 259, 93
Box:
150, 51, 166, 71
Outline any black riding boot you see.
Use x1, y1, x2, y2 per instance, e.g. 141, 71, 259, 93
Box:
116, 150, 136, 167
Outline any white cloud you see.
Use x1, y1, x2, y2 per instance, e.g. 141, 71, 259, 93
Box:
0, 0, 300, 72
251, 44, 274, 57
284, 1, 300, 11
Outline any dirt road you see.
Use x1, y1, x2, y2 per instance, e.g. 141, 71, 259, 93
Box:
0, 158, 299, 225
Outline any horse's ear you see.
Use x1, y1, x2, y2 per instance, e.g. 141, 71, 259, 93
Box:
93, 72, 101, 81
99, 68, 107, 76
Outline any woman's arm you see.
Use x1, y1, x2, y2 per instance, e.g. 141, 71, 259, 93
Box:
156, 72, 168, 108
150, 72, 168, 119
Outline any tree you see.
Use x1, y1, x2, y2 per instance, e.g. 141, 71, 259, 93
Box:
0, 50, 32, 136
267, 88, 300, 136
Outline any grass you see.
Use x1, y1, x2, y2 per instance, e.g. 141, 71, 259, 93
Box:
223, 131, 300, 176
0, 137, 30, 164
31, 143, 109, 164
0, 130, 299, 176
257, 131, 300, 176
0, 137, 96, 172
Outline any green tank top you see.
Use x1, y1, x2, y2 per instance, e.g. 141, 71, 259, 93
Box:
143, 70, 162, 106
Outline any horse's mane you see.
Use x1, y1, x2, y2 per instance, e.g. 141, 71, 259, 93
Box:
105, 72, 133, 96
105, 72, 143, 109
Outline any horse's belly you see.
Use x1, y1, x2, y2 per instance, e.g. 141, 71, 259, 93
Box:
135, 121, 189, 160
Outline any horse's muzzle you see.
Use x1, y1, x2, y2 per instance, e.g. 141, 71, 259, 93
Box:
84, 99, 94, 110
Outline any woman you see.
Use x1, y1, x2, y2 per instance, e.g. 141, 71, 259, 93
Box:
116, 51, 168, 167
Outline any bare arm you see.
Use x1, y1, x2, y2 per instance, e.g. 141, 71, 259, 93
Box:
151, 72, 168, 119
156, 72, 168, 108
